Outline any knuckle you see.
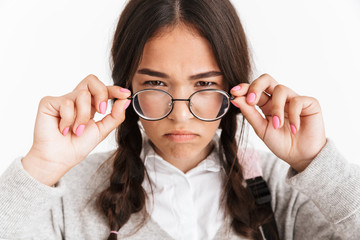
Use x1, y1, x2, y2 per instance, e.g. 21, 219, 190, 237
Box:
40, 96, 53, 104
79, 74, 98, 86
88, 74, 103, 87
260, 73, 272, 79
260, 73, 278, 85
274, 84, 287, 93
86, 74, 97, 80
309, 96, 319, 103
290, 96, 302, 105
62, 98, 74, 108
260, 73, 275, 82
77, 89, 91, 98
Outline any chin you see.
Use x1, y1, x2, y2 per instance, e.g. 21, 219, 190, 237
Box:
157, 141, 211, 163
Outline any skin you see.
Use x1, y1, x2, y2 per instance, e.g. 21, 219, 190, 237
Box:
230, 75, 327, 172
132, 24, 226, 173
22, 24, 327, 186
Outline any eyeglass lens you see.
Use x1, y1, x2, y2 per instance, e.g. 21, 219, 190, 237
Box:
190, 90, 228, 120
132, 89, 230, 121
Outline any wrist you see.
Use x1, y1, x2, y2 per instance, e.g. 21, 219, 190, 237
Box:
22, 150, 69, 186
290, 158, 313, 173
290, 139, 328, 173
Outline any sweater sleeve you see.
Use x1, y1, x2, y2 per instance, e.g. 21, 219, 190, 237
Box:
261, 139, 360, 240
286, 139, 360, 239
0, 157, 65, 239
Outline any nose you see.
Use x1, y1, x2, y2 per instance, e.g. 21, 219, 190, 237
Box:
167, 99, 194, 121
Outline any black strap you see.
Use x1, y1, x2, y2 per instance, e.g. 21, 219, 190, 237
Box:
246, 176, 279, 240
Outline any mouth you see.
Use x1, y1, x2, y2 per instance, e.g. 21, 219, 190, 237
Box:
164, 130, 199, 142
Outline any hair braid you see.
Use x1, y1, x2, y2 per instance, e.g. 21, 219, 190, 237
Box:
220, 110, 265, 239
97, 108, 147, 240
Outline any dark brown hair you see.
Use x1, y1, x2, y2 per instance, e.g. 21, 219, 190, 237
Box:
97, 0, 274, 239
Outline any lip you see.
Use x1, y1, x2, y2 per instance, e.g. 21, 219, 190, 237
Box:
164, 130, 198, 142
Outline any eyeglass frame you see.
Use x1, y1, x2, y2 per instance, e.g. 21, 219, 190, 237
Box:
127, 88, 235, 122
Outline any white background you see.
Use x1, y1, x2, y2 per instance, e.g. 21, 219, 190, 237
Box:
1, 0, 359, 175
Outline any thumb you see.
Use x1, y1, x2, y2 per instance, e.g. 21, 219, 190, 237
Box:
232, 96, 267, 138
96, 98, 131, 140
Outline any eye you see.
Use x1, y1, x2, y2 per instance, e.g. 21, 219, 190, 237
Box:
144, 80, 166, 86
196, 81, 215, 87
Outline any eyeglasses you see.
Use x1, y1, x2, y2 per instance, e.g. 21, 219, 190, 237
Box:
128, 89, 234, 122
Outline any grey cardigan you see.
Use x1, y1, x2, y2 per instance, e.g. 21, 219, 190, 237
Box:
0, 139, 359, 239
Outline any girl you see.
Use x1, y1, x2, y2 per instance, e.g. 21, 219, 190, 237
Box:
1, 0, 359, 239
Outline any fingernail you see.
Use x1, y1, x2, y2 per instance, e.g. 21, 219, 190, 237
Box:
231, 101, 240, 108
231, 86, 241, 91
290, 124, 297, 135
120, 88, 131, 93
124, 100, 131, 110
99, 101, 107, 114
75, 124, 85, 136
273, 116, 280, 129
62, 127, 69, 136
247, 93, 256, 103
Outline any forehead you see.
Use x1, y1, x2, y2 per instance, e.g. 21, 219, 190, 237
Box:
139, 25, 220, 73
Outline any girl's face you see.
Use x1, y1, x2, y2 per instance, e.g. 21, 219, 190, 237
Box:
132, 24, 227, 173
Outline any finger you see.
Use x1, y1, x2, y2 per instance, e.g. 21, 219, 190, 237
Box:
270, 85, 298, 129
230, 83, 250, 96
73, 90, 92, 136
231, 96, 267, 139
39, 96, 75, 136
75, 74, 109, 114
58, 98, 75, 136
231, 83, 271, 108
96, 98, 132, 141
288, 96, 321, 134
246, 73, 278, 106
107, 85, 132, 100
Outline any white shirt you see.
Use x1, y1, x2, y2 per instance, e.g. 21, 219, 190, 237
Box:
141, 138, 226, 240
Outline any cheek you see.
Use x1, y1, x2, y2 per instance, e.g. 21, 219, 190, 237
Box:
203, 122, 221, 144
140, 120, 159, 139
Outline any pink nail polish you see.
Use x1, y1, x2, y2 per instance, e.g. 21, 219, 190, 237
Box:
124, 100, 131, 110
272, 116, 280, 129
62, 127, 69, 136
231, 101, 240, 108
231, 86, 241, 91
247, 93, 256, 103
291, 124, 297, 135
99, 101, 107, 114
76, 124, 85, 137
120, 88, 131, 93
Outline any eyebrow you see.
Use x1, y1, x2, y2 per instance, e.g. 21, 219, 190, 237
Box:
137, 68, 222, 80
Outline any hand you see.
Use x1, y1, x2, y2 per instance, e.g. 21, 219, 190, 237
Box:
22, 74, 131, 185
230, 74, 327, 172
